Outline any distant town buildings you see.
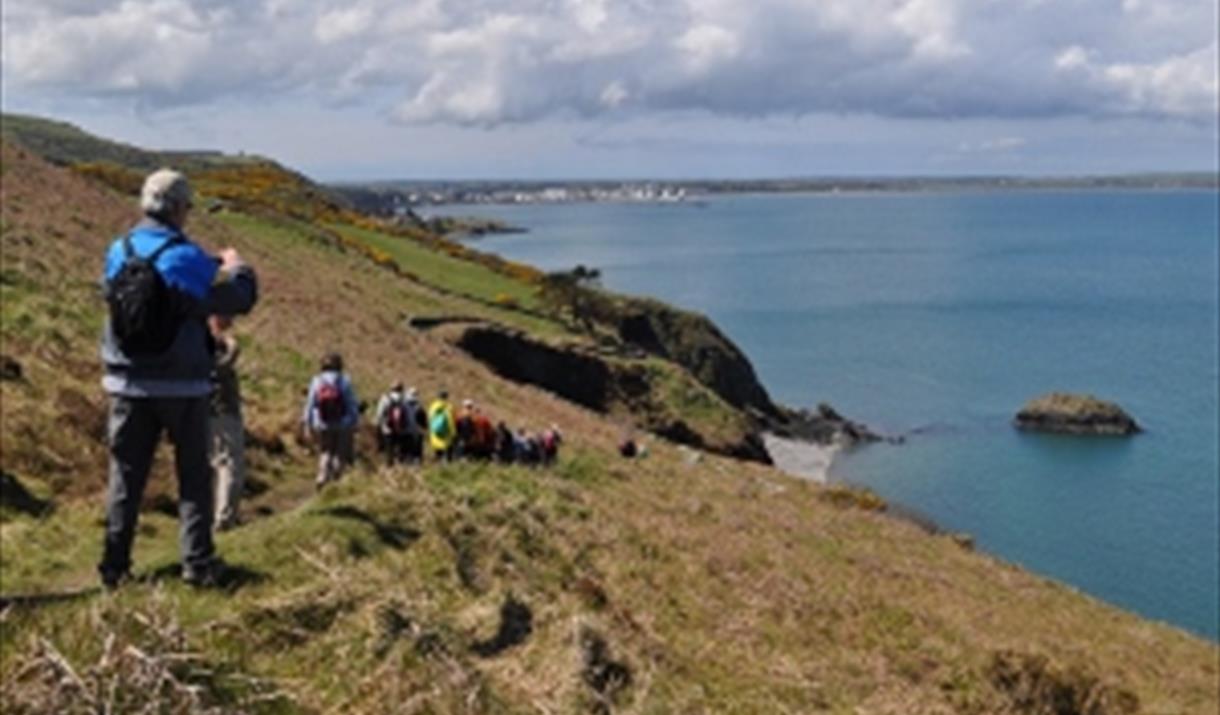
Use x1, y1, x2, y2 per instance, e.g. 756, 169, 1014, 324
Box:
394, 183, 690, 207
332, 173, 1219, 214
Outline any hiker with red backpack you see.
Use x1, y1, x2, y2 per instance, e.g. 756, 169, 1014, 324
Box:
375, 381, 417, 466
468, 403, 497, 460
98, 169, 258, 589
540, 424, 563, 466
303, 352, 359, 489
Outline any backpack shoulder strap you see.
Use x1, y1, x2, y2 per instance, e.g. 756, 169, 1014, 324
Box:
146, 234, 186, 263
122, 232, 185, 263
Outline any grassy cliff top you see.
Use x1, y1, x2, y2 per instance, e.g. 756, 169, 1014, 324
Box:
1, 131, 1216, 714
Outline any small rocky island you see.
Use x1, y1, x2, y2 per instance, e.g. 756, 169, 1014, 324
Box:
1014, 392, 1141, 436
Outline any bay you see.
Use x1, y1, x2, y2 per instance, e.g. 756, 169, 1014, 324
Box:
464, 189, 1220, 640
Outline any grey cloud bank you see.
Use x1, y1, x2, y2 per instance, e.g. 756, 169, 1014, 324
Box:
3, 0, 1217, 125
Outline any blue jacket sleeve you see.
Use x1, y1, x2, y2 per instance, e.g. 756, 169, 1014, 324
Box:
159, 244, 219, 300
342, 376, 360, 428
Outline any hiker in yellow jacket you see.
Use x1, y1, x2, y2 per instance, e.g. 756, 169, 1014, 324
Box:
427, 389, 457, 462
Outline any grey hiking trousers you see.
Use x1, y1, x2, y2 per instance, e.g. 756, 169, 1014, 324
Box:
211, 412, 246, 530
99, 395, 215, 579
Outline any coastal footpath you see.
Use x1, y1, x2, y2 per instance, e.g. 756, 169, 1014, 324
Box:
1, 115, 1217, 713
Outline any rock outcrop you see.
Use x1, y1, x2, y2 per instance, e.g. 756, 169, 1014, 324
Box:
769, 403, 888, 447
609, 298, 779, 418
1014, 393, 1141, 436
450, 324, 771, 462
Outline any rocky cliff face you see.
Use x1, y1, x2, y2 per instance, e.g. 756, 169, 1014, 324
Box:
451, 325, 771, 462
610, 297, 779, 418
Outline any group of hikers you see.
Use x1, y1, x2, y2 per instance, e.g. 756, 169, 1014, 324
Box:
303, 363, 564, 489
96, 168, 563, 590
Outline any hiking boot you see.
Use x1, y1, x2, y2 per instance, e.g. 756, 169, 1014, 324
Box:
99, 568, 131, 591
182, 559, 227, 588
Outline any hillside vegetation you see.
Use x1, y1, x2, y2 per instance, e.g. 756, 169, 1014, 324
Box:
1, 122, 1217, 714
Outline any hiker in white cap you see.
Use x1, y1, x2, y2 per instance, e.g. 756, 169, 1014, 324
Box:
98, 168, 258, 589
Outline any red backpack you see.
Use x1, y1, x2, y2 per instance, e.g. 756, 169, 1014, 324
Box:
316, 380, 346, 425
387, 399, 410, 435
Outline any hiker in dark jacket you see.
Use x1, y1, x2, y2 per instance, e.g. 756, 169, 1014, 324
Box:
408, 388, 427, 463
496, 421, 516, 463
98, 169, 258, 589
302, 352, 359, 489
375, 381, 416, 466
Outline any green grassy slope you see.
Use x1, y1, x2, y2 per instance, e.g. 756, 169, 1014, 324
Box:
0, 113, 255, 171
1, 137, 1217, 714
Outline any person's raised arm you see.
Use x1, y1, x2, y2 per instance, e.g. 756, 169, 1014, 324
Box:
205, 248, 258, 317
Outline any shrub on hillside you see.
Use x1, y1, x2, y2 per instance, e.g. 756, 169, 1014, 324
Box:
69, 162, 142, 196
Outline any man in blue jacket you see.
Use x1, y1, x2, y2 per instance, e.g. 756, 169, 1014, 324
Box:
98, 168, 258, 589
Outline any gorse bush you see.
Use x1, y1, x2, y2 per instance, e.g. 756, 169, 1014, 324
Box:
69, 162, 143, 196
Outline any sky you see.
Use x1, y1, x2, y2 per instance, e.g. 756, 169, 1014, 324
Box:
2, 0, 1217, 181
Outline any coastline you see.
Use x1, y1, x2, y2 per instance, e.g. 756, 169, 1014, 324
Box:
762, 432, 841, 483
764, 431, 945, 532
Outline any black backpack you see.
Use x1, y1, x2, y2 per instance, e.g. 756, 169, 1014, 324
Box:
106, 234, 185, 356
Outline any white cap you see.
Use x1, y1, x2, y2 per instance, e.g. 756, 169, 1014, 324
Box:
140, 168, 192, 216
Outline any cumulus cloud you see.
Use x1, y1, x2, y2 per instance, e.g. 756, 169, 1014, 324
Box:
1055, 43, 1218, 119
2, 0, 1215, 125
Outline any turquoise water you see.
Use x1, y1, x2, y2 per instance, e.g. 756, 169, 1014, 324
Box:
465, 190, 1220, 640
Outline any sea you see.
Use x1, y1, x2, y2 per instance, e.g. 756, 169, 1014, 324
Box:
461, 189, 1220, 641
